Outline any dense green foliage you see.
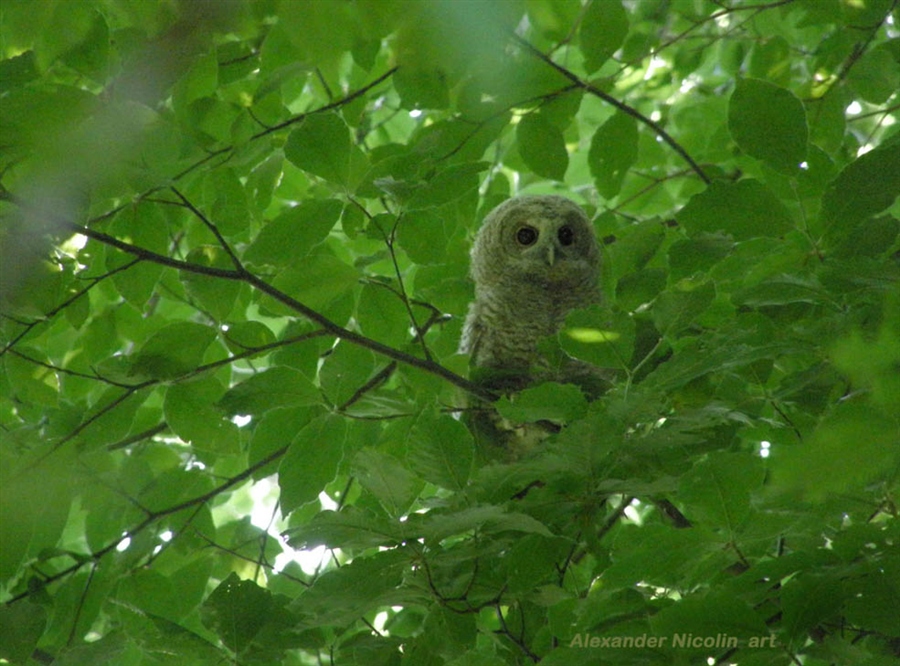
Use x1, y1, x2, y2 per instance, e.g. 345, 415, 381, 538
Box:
2, 0, 899, 664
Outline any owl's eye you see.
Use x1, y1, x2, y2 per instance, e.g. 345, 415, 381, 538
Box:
557, 226, 575, 246
515, 226, 538, 246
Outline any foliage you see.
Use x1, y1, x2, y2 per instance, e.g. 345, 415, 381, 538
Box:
1, 0, 899, 664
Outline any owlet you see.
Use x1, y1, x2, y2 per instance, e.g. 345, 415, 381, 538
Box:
460, 195, 601, 392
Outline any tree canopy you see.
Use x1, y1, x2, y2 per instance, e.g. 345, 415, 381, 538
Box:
1, 1, 899, 664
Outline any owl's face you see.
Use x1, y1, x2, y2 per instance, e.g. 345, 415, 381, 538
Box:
471, 195, 599, 293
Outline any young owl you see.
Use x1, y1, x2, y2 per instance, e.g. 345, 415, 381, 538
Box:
460, 195, 601, 392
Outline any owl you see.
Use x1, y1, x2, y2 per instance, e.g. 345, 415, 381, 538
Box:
460, 194, 601, 390
459, 195, 604, 455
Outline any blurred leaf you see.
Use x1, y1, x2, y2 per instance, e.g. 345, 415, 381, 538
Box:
394, 67, 450, 109
130, 322, 217, 380
772, 401, 900, 501
0, 601, 46, 664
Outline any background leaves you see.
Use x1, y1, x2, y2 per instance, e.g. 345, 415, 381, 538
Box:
1, 1, 898, 665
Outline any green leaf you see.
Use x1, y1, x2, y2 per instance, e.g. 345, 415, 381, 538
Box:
496, 382, 588, 423
0, 447, 78, 583
109, 206, 168, 311
781, 572, 844, 645
579, 0, 628, 73
201, 167, 250, 237
772, 401, 900, 501
847, 45, 900, 104
286, 507, 405, 551
201, 573, 276, 652
267, 249, 359, 314
292, 550, 408, 626
650, 591, 770, 650
244, 198, 344, 267
221, 321, 276, 354
130, 322, 218, 380
677, 179, 794, 240
406, 161, 486, 209
395, 210, 450, 264
562, 307, 635, 369
219, 366, 321, 416
3, 347, 59, 407
248, 407, 317, 474
406, 505, 554, 543
678, 452, 765, 534
667, 234, 734, 281
76, 386, 148, 449
407, 409, 474, 490
651, 278, 716, 335
356, 282, 412, 348
352, 448, 424, 517
603, 524, 725, 588
318, 341, 376, 407
517, 113, 568, 181
279, 414, 347, 513
821, 144, 900, 229
284, 113, 369, 187
615, 267, 667, 311
728, 78, 808, 174
0, 51, 39, 94
164, 377, 240, 456
588, 111, 638, 198
393, 67, 450, 109
0, 601, 46, 664
181, 246, 240, 321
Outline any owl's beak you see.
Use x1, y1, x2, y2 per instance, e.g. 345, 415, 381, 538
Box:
544, 244, 556, 266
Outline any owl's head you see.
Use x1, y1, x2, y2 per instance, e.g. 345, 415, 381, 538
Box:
471, 195, 600, 296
